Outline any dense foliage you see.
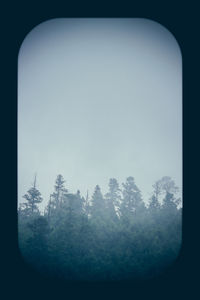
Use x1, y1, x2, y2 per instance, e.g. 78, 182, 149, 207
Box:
18, 175, 182, 281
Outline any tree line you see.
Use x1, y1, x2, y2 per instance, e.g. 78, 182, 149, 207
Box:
18, 175, 182, 281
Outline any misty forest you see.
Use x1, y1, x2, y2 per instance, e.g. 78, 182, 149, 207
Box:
18, 175, 182, 281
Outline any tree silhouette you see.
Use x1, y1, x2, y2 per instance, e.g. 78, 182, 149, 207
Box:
22, 175, 43, 215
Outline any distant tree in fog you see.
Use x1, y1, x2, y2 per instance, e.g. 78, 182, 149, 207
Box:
155, 176, 179, 197
105, 178, 121, 221
90, 185, 106, 221
22, 175, 43, 215
120, 176, 143, 220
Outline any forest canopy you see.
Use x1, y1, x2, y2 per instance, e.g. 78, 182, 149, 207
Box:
18, 175, 182, 281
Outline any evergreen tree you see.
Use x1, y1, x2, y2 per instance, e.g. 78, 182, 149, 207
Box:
149, 195, 160, 211
149, 180, 162, 213
162, 192, 178, 214
152, 180, 162, 201
83, 190, 90, 217
45, 194, 53, 222
148, 194, 161, 225
91, 185, 105, 221
22, 175, 43, 215
52, 174, 66, 209
120, 176, 143, 221
67, 190, 84, 216
105, 178, 121, 220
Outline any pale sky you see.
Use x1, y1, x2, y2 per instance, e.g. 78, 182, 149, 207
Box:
18, 18, 182, 210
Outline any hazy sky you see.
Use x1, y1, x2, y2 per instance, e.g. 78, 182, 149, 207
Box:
18, 18, 182, 210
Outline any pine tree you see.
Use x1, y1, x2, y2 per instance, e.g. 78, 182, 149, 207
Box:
22, 175, 43, 215
120, 176, 143, 220
105, 178, 121, 220
51, 174, 66, 209
152, 180, 162, 201
45, 194, 53, 222
91, 185, 105, 221
71, 190, 84, 215
149, 195, 160, 211
83, 190, 90, 217
162, 192, 177, 213
149, 180, 161, 213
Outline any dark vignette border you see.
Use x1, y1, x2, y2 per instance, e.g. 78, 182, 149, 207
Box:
2, 2, 199, 300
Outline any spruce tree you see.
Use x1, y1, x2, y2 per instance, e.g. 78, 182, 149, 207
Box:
51, 174, 66, 209
105, 178, 121, 220
91, 185, 105, 221
120, 176, 143, 220
22, 175, 43, 215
